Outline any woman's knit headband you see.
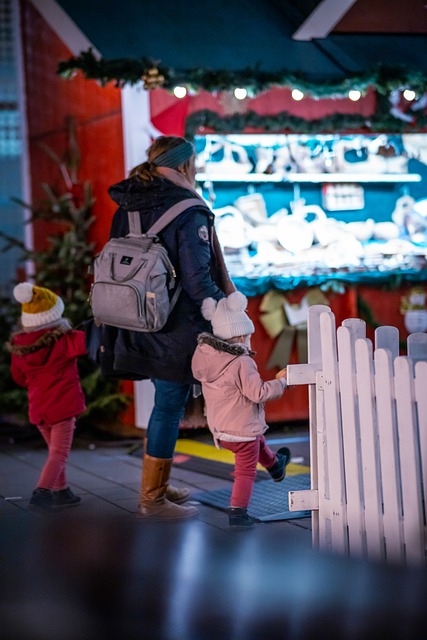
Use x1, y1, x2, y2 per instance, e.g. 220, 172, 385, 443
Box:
152, 141, 194, 168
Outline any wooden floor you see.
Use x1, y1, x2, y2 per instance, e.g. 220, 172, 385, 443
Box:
1, 423, 427, 639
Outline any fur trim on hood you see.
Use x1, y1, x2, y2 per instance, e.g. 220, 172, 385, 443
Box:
7, 321, 72, 356
196, 332, 255, 357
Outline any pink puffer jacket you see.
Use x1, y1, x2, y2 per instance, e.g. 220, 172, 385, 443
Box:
191, 333, 286, 441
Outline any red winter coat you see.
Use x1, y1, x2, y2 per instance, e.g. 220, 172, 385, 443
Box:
9, 321, 87, 426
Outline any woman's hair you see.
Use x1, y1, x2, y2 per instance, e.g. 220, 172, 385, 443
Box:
129, 136, 193, 181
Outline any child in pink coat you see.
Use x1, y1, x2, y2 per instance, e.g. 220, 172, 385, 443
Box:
8, 282, 87, 512
191, 291, 290, 528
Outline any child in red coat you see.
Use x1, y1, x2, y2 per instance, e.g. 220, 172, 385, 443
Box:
8, 282, 87, 512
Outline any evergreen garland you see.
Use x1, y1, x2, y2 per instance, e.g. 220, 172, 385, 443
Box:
57, 49, 427, 98
58, 50, 427, 134
185, 101, 427, 137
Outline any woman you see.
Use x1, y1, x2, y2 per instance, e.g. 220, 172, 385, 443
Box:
106, 135, 235, 519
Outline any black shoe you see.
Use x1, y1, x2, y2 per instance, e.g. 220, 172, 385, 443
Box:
53, 487, 81, 508
267, 447, 291, 482
29, 488, 57, 512
228, 507, 258, 529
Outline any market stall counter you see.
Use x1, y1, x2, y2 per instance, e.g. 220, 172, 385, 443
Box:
193, 132, 427, 423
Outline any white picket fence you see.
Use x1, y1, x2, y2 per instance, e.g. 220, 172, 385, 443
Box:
287, 304, 427, 565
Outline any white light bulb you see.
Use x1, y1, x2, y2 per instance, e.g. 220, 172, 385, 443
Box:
234, 87, 247, 100
291, 89, 304, 101
173, 86, 187, 98
348, 90, 361, 101
403, 89, 416, 101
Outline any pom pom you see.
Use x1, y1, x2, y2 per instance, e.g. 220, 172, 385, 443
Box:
201, 297, 217, 321
13, 282, 34, 304
225, 291, 247, 312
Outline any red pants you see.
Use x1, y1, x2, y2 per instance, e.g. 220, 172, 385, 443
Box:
37, 417, 76, 491
220, 435, 276, 508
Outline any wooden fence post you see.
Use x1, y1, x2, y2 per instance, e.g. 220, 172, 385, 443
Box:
337, 322, 365, 557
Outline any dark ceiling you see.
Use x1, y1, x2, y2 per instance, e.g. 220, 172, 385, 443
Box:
54, 0, 427, 83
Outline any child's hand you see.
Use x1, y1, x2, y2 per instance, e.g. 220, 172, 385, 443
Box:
275, 367, 287, 381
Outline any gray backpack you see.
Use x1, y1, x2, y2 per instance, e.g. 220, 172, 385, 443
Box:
90, 198, 203, 332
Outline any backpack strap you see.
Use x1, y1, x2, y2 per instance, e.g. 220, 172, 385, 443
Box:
154, 198, 209, 312
128, 210, 142, 235
148, 198, 207, 235
127, 198, 206, 237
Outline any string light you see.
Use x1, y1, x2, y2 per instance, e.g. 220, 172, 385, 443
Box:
403, 89, 416, 101
234, 87, 247, 100
348, 90, 361, 101
173, 86, 187, 98
291, 89, 304, 101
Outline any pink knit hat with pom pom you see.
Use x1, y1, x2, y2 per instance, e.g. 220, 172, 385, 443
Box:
13, 282, 64, 328
201, 291, 254, 340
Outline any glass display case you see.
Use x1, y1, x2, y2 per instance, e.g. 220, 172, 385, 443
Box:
195, 133, 427, 295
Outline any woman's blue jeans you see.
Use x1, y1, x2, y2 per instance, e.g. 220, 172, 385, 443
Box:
146, 379, 192, 459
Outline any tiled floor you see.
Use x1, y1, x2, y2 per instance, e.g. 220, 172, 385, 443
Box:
0, 422, 312, 533
1, 423, 427, 639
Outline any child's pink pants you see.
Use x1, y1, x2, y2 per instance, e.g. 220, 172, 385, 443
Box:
220, 435, 277, 508
36, 417, 76, 491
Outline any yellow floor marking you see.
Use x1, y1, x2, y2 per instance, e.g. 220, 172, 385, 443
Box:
174, 439, 310, 476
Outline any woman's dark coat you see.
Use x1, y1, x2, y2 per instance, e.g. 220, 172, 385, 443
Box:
99, 175, 225, 384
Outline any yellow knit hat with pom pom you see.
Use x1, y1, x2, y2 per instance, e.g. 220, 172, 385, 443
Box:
13, 282, 64, 328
